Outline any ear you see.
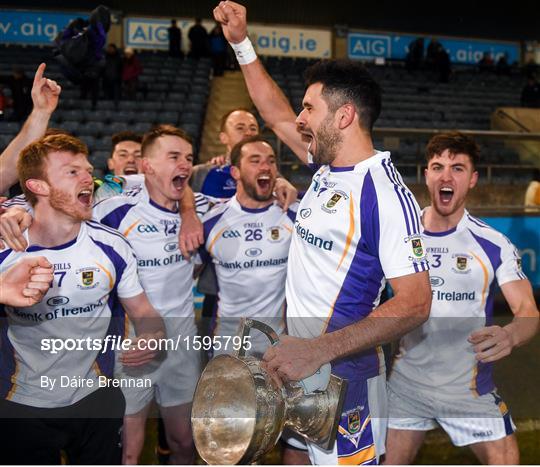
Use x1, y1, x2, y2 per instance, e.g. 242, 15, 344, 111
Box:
337, 103, 356, 130
424, 168, 429, 185
25, 179, 50, 198
107, 158, 114, 171
469, 170, 479, 189
141, 157, 153, 175
230, 165, 241, 182
218, 131, 229, 146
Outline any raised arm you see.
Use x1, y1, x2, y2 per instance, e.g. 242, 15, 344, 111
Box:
213, 1, 308, 163
0, 63, 61, 192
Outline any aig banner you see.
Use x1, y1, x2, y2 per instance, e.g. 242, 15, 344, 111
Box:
348, 31, 519, 65
480, 215, 540, 289
0, 10, 87, 45
249, 25, 331, 58
124, 17, 215, 51
125, 16, 331, 58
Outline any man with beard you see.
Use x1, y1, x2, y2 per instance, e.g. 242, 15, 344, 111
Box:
200, 136, 296, 354
92, 125, 206, 465
213, 2, 431, 464
199, 135, 308, 464
385, 132, 539, 465
0, 134, 165, 464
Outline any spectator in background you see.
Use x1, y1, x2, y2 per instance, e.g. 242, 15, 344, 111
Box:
168, 20, 183, 59
496, 52, 512, 76
102, 43, 123, 107
406, 37, 424, 72
426, 37, 441, 70
521, 75, 540, 108
524, 169, 540, 211
122, 47, 142, 100
53, 5, 111, 111
188, 18, 209, 59
478, 51, 494, 73
435, 44, 451, 83
0, 67, 32, 122
209, 23, 228, 76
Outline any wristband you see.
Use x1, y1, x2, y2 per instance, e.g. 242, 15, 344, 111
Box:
230, 37, 257, 65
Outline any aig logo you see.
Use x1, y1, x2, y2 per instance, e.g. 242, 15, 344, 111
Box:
222, 230, 241, 239
137, 224, 159, 233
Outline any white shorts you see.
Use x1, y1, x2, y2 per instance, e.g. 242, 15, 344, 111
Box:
307, 374, 387, 465
116, 319, 202, 415
387, 372, 515, 447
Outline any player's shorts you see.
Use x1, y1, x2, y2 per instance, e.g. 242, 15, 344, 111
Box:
307, 374, 387, 465
387, 371, 515, 447
117, 319, 202, 415
0, 386, 124, 464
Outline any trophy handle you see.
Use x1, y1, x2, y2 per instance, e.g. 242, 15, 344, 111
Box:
235, 318, 279, 358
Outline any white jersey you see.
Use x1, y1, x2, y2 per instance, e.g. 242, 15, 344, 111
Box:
200, 196, 297, 349
391, 210, 525, 396
0, 222, 143, 408
92, 183, 209, 323
286, 151, 428, 381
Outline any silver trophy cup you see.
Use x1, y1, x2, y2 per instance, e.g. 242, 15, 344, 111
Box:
191, 318, 347, 464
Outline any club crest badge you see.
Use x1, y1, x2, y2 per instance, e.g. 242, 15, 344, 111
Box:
76, 267, 101, 289
348, 410, 360, 434
321, 190, 348, 214
411, 238, 424, 258
267, 226, 284, 243
456, 256, 467, 270
451, 253, 473, 274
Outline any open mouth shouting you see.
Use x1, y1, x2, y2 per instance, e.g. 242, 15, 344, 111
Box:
124, 165, 138, 175
256, 174, 273, 191
172, 173, 189, 192
439, 186, 454, 206
77, 188, 93, 207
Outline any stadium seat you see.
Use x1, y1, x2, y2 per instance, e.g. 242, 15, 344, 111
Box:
160, 111, 180, 125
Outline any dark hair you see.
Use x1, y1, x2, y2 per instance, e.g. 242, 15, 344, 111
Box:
111, 131, 142, 152
230, 135, 275, 167
141, 124, 192, 156
219, 108, 257, 132
304, 59, 382, 133
425, 131, 480, 168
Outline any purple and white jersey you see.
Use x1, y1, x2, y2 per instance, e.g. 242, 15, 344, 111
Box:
0, 222, 143, 408
286, 151, 428, 381
92, 183, 208, 321
200, 196, 297, 351
392, 210, 525, 396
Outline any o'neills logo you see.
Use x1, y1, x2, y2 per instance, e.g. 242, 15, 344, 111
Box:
294, 221, 333, 251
